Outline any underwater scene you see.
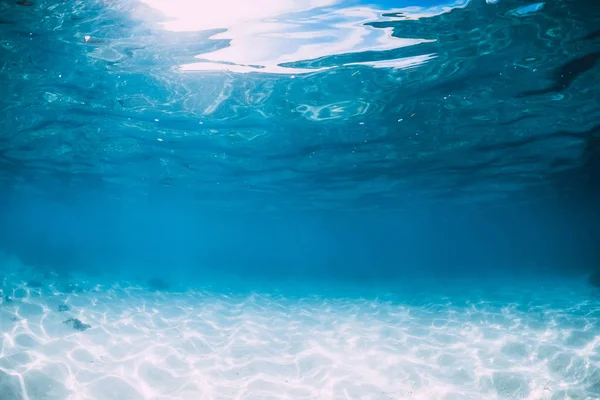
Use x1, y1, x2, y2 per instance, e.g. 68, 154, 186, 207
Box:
1, 0, 600, 398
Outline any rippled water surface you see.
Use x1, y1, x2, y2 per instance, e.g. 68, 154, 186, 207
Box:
1, 0, 600, 399
1, 0, 598, 208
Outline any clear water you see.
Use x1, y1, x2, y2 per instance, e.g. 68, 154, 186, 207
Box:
1, 0, 600, 399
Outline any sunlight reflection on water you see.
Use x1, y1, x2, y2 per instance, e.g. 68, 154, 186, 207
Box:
133, 0, 468, 74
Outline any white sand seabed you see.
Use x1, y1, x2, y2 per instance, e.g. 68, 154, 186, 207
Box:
0, 278, 600, 400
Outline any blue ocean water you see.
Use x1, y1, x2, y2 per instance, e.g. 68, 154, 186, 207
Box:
1, 0, 600, 398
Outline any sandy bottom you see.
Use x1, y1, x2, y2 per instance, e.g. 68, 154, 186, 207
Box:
1, 273, 600, 400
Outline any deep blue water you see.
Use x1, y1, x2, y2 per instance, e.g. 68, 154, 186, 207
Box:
1, 1, 600, 398
1, 0, 599, 286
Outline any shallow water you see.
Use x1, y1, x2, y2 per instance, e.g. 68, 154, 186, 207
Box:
1, 0, 600, 399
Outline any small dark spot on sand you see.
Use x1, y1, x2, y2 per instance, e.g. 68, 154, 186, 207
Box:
4, 295, 12, 303
58, 304, 70, 312
27, 280, 43, 288
64, 318, 91, 332
148, 278, 170, 291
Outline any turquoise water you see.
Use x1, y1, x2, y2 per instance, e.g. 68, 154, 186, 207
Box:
1, 0, 600, 398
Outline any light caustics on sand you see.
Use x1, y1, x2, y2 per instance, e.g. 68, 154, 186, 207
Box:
129, 0, 472, 74
1, 271, 600, 400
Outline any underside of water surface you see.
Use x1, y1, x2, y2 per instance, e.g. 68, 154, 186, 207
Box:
1, 0, 600, 399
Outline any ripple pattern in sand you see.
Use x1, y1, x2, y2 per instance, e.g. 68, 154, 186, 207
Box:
1, 282, 600, 400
